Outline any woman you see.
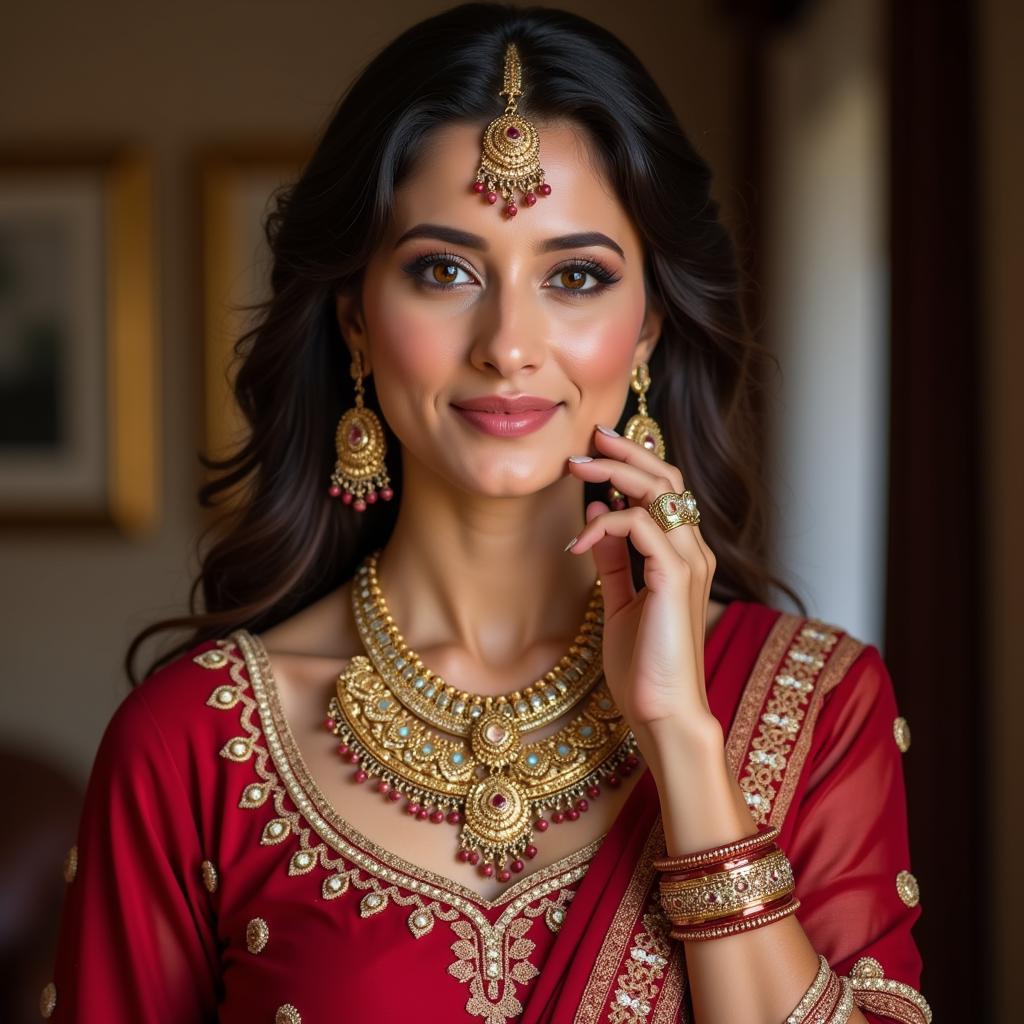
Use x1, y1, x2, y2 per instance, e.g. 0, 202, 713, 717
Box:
45, 4, 930, 1022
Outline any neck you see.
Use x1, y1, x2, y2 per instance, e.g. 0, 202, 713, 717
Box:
373, 449, 600, 690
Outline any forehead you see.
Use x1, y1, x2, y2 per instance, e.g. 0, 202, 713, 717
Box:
386, 120, 641, 257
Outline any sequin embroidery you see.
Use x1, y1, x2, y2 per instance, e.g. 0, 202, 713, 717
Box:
206, 631, 600, 1024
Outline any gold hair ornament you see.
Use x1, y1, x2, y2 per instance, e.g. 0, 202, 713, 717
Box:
470, 42, 551, 218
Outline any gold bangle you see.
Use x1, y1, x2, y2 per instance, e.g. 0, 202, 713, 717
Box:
659, 849, 794, 924
785, 955, 833, 1023
825, 977, 855, 1024
668, 896, 800, 941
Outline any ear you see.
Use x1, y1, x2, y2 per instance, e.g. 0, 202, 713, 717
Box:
634, 291, 664, 368
334, 286, 372, 374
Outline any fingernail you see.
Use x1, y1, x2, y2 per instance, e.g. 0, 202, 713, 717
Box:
568, 455, 593, 463
563, 536, 578, 551
596, 424, 619, 437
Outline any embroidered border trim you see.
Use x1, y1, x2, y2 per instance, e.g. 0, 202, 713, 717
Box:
724, 616, 864, 827
575, 819, 684, 1024
846, 957, 933, 1024
608, 908, 672, 1022
203, 632, 593, 1024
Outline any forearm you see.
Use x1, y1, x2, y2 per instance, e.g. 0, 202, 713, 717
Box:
640, 717, 868, 1024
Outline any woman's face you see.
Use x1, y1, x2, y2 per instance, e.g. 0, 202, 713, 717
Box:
336, 119, 662, 498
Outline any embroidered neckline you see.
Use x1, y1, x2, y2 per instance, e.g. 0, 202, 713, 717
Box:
235, 626, 610, 910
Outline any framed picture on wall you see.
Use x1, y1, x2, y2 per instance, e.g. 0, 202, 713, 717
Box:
0, 149, 159, 532
199, 145, 310, 481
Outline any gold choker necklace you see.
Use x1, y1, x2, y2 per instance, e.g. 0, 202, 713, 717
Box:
324, 550, 641, 883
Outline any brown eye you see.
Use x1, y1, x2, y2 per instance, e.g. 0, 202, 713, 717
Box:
431, 263, 460, 285
559, 268, 588, 290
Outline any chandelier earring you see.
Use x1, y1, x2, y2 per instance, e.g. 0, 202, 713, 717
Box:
327, 350, 394, 511
608, 361, 665, 511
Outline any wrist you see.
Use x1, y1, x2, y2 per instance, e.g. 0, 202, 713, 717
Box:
636, 713, 726, 777
637, 716, 759, 857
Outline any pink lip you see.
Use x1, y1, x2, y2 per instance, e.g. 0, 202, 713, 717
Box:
453, 394, 560, 413
452, 405, 560, 437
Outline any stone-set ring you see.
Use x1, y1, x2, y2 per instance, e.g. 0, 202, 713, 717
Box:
647, 490, 700, 532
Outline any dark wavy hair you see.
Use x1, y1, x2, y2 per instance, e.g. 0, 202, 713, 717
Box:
127, 2, 804, 685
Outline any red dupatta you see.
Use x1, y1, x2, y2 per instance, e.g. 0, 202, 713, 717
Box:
519, 603, 929, 1024
46, 601, 928, 1023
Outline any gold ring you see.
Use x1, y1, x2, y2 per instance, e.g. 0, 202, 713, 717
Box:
647, 490, 700, 532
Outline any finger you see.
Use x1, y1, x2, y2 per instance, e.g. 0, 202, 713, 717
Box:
569, 505, 698, 596
581, 500, 636, 619
567, 456, 682, 509
592, 425, 685, 493
568, 454, 709, 562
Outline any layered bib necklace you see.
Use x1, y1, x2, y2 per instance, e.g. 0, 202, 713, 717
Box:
324, 550, 641, 883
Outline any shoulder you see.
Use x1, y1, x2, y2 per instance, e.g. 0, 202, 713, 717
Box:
93, 634, 252, 778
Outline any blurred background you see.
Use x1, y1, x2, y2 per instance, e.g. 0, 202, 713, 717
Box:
0, 0, 1017, 1019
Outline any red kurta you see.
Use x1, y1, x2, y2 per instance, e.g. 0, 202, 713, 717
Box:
45, 602, 931, 1023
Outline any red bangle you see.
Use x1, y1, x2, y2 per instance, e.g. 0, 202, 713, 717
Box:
658, 842, 780, 885
652, 824, 780, 874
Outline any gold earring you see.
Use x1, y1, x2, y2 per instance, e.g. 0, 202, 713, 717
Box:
609, 362, 665, 510
328, 351, 393, 511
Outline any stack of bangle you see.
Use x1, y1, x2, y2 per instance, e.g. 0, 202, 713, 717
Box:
783, 955, 854, 1023
653, 824, 801, 941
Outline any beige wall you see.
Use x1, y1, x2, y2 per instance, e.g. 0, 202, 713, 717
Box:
981, 0, 1023, 1015
0, 1, 742, 782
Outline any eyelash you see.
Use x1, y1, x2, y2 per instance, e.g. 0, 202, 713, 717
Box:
402, 250, 621, 299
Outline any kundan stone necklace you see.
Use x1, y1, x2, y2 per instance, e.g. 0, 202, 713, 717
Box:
324, 550, 641, 882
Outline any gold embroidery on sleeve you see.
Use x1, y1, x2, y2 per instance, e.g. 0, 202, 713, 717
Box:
246, 917, 269, 954
63, 844, 78, 883
221, 736, 255, 761
896, 870, 920, 908
194, 648, 229, 670
39, 981, 56, 1018
847, 957, 933, 1023
893, 716, 911, 753
275, 1005, 301, 1024
200, 859, 219, 893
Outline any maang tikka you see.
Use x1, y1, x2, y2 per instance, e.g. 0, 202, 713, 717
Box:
609, 362, 665, 510
470, 41, 552, 218
327, 350, 394, 511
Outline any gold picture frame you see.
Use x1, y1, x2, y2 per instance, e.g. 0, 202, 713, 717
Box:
199, 145, 310, 479
0, 148, 159, 532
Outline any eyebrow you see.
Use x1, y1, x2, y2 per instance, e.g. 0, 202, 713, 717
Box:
393, 223, 626, 260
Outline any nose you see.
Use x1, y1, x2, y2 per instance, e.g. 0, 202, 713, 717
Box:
467, 276, 547, 378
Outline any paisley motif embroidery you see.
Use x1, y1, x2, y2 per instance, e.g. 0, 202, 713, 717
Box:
846, 956, 933, 1023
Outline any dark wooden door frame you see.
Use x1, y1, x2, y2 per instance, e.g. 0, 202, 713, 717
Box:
886, 0, 988, 1017
729, 0, 988, 1017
